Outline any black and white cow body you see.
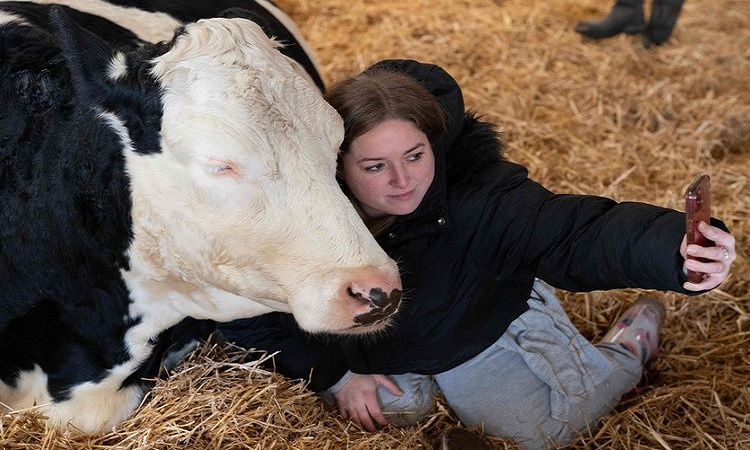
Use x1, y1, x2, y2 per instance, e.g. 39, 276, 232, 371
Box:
0, 1, 401, 432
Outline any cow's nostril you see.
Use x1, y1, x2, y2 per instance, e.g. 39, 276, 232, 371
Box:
368, 288, 388, 308
347, 287, 366, 303
367, 288, 402, 309
388, 289, 402, 306
353, 288, 403, 326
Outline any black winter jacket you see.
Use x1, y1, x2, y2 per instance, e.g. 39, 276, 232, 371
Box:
218, 60, 722, 391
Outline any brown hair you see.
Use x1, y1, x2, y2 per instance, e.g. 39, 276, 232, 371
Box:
324, 68, 446, 235
324, 67, 446, 157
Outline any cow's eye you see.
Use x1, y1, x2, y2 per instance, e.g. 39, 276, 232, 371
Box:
206, 158, 239, 177
210, 164, 234, 175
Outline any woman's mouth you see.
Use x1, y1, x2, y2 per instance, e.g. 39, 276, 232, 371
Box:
390, 189, 415, 201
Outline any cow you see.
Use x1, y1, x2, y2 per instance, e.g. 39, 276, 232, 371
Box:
0, 0, 402, 433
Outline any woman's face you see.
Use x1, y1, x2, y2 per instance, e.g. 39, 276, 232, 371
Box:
341, 119, 435, 219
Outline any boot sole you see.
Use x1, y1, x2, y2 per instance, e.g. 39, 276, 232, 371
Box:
576, 22, 645, 39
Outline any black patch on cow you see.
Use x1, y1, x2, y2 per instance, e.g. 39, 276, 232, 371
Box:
0, 295, 136, 401
0, 37, 136, 397
50, 6, 166, 156
0, 5, 171, 399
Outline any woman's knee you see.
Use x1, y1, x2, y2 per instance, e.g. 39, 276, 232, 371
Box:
377, 375, 437, 426
442, 373, 605, 449
469, 382, 628, 450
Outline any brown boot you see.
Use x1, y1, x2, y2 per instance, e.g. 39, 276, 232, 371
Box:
601, 297, 666, 364
439, 428, 493, 450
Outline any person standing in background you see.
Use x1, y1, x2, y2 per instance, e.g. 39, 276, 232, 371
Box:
575, 0, 685, 46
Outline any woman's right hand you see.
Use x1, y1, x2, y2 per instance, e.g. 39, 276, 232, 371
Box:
681, 221, 736, 291
333, 373, 403, 431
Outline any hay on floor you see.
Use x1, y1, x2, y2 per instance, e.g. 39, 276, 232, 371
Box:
2, 0, 748, 448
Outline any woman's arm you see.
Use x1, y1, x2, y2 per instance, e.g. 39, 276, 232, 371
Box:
217, 312, 349, 391
517, 188, 732, 293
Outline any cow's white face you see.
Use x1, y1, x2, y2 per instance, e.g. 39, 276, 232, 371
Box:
122, 18, 401, 334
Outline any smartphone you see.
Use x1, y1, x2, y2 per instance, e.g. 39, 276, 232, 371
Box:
685, 174, 713, 283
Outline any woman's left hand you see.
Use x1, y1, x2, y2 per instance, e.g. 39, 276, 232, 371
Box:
681, 221, 736, 291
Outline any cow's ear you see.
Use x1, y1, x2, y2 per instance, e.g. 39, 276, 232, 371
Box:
49, 5, 115, 105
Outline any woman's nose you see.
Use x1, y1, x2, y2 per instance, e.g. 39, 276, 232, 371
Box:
390, 165, 409, 188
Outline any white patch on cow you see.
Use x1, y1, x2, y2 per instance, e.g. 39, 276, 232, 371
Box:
23, 0, 180, 42
48, 381, 144, 432
0, 350, 145, 432
0, 10, 29, 26
2, 361, 146, 432
108, 52, 128, 81
0, 365, 52, 411
121, 18, 401, 334
0, 325, 162, 432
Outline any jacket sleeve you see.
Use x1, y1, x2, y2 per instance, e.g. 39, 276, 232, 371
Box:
216, 312, 349, 391
484, 173, 729, 293
533, 196, 683, 291
530, 193, 729, 293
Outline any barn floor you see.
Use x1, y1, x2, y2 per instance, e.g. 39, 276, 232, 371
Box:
2, 0, 748, 448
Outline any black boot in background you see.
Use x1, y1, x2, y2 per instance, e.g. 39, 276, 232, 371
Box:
575, 0, 646, 39
644, 0, 685, 46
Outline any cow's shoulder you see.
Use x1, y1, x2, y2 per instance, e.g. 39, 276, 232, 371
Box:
0, 9, 147, 331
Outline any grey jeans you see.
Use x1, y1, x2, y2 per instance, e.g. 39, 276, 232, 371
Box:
326, 280, 643, 450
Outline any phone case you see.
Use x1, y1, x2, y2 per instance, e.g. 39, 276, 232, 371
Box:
685, 174, 712, 283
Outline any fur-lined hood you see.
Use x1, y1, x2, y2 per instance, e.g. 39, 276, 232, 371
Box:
366, 59, 506, 233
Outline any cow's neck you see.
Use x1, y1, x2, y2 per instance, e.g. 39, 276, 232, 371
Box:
124, 220, 290, 324
122, 265, 282, 326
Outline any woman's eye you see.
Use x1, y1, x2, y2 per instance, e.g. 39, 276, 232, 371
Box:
407, 152, 424, 162
365, 163, 385, 172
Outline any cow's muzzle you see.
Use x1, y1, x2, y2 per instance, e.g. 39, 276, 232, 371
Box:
352, 288, 402, 326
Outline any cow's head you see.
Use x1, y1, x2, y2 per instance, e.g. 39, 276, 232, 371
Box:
51, 8, 401, 334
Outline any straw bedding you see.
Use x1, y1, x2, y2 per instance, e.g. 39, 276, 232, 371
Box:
2, 0, 748, 448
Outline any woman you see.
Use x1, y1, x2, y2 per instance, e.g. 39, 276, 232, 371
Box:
219, 59, 735, 450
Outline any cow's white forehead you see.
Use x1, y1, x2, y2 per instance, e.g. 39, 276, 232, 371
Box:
151, 18, 304, 86
150, 17, 343, 175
